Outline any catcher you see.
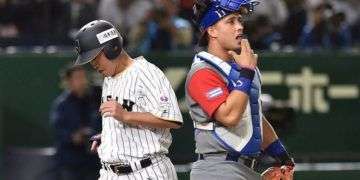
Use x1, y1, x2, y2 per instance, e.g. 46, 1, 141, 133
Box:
185, 0, 295, 179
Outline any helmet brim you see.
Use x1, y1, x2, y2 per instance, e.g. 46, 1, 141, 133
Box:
74, 46, 104, 66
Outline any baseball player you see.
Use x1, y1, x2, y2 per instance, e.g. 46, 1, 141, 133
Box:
185, 0, 295, 180
73, 20, 183, 180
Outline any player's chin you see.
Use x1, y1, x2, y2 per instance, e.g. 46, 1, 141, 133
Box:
101, 72, 109, 77
100, 70, 109, 77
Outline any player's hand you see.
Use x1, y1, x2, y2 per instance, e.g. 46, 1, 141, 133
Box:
71, 127, 91, 145
100, 100, 128, 122
280, 165, 294, 180
228, 38, 258, 69
261, 167, 282, 180
72, 130, 85, 145
90, 134, 101, 153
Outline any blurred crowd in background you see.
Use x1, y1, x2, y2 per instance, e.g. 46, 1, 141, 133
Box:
0, 0, 359, 53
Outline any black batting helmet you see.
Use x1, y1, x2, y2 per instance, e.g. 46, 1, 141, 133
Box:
74, 20, 123, 66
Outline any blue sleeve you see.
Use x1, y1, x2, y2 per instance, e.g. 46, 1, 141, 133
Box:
299, 27, 312, 49
89, 110, 102, 135
88, 87, 102, 134
49, 101, 74, 145
341, 26, 352, 48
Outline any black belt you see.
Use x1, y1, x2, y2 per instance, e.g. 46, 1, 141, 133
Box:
198, 153, 258, 169
102, 158, 152, 175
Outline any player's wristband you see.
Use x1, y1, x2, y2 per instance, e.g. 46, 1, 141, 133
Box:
265, 139, 295, 167
230, 62, 241, 71
230, 62, 255, 72
228, 67, 255, 95
277, 151, 295, 167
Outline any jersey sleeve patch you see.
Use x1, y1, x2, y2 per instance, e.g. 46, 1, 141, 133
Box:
206, 87, 224, 99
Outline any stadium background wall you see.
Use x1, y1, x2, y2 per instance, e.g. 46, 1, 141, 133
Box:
1, 52, 359, 165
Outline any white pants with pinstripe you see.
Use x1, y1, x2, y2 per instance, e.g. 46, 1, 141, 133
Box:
98, 155, 178, 180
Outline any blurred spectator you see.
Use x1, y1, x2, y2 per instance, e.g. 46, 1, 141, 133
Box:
173, 17, 193, 49
178, 0, 194, 20
128, 0, 192, 52
1, 0, 97, 46
251, 0, 288, 28
1, 0, 48, 45
328, 12, 351, 49
48, 0, 98, 45
49, 65, 101, 180
248, 15, 281, 50
299, 3, 333, 50
160, 0, 193, 49
150, 7, 177, 50
328, 0, 359, 46
97, 0, 153, 43
128, 7, 175, 52
0, 0, 19, 40
245, 0, 288, 50
328, 0, 359, 25
304, 0, 325, 10
281, 0, 307, 46
352, 18, 360, 46
0, 0, 357, 50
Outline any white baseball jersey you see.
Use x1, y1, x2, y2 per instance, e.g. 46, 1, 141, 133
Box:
98, 56, 183, 164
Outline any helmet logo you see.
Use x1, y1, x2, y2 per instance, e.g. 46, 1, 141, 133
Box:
96, 28, 119, 44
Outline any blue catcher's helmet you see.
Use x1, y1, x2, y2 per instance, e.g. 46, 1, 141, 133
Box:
192, 0, 259, 46
215, 0, 259, 12
199, 0, 259, 31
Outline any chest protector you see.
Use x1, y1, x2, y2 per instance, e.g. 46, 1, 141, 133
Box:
185, 51, 263, 156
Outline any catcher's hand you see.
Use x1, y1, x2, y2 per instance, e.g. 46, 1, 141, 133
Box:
280, 165, 294, 180
261, 167, 281, 180
261, 166, 294, 180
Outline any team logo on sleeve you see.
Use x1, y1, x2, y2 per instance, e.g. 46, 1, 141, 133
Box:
160, 96, 168, 102
206, 87, 223, 99
159, 95, 170, 117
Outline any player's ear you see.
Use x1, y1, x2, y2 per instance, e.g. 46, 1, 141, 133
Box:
207, 26, 219, 39
96, 51, 107, 62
